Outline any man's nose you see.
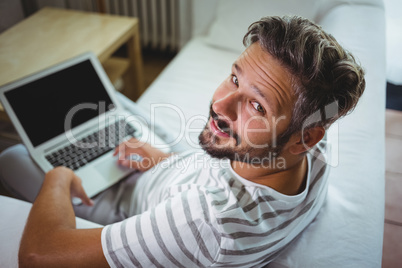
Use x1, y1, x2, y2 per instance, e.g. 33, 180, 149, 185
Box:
212, 91, 240, 121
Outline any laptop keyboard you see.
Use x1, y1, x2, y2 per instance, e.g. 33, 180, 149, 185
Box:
45, 120, 136, 171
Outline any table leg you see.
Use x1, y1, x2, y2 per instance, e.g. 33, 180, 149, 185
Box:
123, 24, 144, 101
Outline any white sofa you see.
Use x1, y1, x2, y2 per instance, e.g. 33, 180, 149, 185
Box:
0, 0, 386, 267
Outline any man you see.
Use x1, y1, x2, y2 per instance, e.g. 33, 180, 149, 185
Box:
2, 16, 364, 267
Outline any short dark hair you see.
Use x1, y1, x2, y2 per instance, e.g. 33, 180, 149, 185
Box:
243, 15, 365, 138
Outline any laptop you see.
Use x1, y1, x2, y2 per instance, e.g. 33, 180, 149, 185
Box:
0, 52, 169, 198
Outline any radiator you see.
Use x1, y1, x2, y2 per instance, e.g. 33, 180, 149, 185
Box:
103, 0, 182, 51
33, 0, 188, 51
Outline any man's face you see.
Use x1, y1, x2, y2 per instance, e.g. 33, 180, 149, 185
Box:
199, 42, 295, 164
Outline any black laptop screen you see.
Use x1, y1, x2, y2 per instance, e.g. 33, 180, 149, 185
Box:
4, 59, 115, 147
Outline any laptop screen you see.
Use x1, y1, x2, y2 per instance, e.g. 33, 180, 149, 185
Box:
4, 59, 115, 147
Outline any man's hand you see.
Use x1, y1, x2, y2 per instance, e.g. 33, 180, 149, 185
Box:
45, 167, 93, 206
114, 137, 172, 171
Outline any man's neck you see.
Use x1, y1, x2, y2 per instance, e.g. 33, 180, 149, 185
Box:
230, 156, 308, 196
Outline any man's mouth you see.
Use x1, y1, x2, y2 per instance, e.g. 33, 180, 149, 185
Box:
210, 118, 231, 137
208, 102, 240, 144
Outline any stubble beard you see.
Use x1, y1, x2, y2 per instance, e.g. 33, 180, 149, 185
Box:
198, 104, 288, 165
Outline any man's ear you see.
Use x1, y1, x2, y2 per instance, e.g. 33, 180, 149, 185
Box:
288, 127, 325, 155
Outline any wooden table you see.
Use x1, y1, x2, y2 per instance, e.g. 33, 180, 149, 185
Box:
0, 7, 144, 121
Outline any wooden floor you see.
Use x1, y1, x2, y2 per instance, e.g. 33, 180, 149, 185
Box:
142, 48, 176, 89
382, 109, 402, 268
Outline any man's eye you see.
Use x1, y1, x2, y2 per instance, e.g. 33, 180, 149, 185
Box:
251, 101, 265, 113
231, 75, 239, 86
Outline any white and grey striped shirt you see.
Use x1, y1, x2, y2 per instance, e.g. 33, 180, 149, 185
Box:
101, 143, 329, 267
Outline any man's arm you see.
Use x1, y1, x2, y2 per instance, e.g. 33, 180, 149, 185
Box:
18, 167, 109, 268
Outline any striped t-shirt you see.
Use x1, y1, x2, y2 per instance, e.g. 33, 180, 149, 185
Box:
101, 143, 329, 267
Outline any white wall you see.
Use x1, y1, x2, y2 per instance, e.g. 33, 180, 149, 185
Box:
384, 0, 402, 85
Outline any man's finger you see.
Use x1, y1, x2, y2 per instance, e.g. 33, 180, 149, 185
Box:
74, 188, 94, 206
113, 142, 126, 156
70, 173, 94, 206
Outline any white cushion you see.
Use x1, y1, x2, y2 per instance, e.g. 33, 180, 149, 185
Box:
203, 0, 384, 54
204, 0, 321, 53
